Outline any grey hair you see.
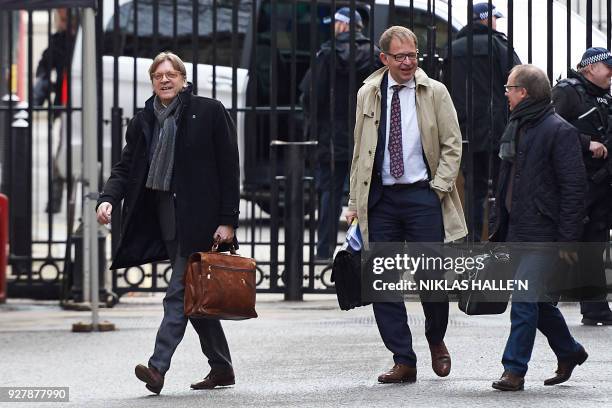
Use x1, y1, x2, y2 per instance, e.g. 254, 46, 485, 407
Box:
510, 64, 551, 101
149, 51, 187, 81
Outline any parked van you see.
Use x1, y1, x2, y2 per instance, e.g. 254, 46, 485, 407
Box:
67, 0, 608, 210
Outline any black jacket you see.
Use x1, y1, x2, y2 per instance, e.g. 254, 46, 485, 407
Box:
97, 85, 240, 269
552, 69, 612, 176
490, 111, 586, 242
446, 24, 521, 152
300, 31, 381, 163
33, 31, 76, 107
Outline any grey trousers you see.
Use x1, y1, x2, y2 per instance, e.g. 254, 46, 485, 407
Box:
148, 192, 232, 375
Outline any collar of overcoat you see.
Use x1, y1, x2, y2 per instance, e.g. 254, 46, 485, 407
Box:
140, 82, 194, 151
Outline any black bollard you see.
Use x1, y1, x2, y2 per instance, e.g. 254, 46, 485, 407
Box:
0, 95, 18, 194
70, 222, 110, 303
284, 143, 305, 301
9, 109, 32, 277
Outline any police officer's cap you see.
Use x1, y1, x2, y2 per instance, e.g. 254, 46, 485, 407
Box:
579, 47, 612, 68
473, 2, 504, 21
323, 7, 363, 28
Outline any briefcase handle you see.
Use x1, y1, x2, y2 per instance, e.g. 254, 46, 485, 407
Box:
212, 240, 237, 255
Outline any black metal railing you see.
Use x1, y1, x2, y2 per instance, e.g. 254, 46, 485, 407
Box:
1, 0, 611, 303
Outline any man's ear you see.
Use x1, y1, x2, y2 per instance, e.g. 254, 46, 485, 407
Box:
583, 64, 595, 77
379, 52, 388, 67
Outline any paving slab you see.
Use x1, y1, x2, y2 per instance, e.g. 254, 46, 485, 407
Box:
0, 295, 610, 407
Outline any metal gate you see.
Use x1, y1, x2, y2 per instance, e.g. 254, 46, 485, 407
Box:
1, 0, 611, 303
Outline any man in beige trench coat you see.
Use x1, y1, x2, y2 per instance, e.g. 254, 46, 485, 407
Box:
345, 26, 467, 383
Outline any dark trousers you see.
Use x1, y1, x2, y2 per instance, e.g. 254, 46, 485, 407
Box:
148, 192, 232, 375
502, 251, 581, 376
463, 151, 498, 242
579, 195, 612, 316
369, 185, 448, 367
316, 162, 349, 258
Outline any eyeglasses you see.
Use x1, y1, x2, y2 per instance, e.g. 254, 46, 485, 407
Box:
504, 84, 523, 92
151, 70, 182, 81
384, 51, 419, 63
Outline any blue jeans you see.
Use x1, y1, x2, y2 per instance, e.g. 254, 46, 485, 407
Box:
502, 250, 582, 376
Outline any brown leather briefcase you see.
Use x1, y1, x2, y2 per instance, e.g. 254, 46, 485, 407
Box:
184, 244, 258, 320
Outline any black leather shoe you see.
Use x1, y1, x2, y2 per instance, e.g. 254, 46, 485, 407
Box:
544, 346, 588, 386
492, 371, 525, 391
582, 310, 612, 326
191, 368, 235, 390
135, 364, 164, 395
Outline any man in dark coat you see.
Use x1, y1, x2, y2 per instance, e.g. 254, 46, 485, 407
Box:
33, 8, 78, 214
447, 2, 521, 241
552, 47, 612, 326
300, 7, 381, 259
33, 9, 76, 108
96, 52, 240, 395
489, 64, 588, 391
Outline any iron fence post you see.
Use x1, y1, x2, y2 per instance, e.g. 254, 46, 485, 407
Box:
271, 140, 316, 300
284, 143, 304, 301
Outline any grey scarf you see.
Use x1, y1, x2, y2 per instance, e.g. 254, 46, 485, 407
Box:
498, 98, 554, 162
146, 95, 182, 191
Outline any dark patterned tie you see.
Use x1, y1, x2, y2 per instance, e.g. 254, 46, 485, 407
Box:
389, 85, 405, 179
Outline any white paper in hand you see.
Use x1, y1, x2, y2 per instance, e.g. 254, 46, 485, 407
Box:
346, 219, 363, 252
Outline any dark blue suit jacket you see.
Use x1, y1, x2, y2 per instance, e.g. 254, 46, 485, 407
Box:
368, 73, 388, 209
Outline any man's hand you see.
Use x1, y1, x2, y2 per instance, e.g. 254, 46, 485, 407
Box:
559, 250, 578, 266
345, 210, 358, 225
589, 141, 608, 159
214, 225, 235, 243
96, 202, 113, 225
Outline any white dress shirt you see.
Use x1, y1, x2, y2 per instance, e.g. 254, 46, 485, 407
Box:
382, 75, 429, 185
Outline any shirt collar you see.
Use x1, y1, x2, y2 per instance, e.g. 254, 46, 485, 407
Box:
388, 74, 416, 90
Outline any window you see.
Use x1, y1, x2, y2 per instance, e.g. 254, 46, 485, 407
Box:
395, 6, 456, 55
102, 0, 252, 67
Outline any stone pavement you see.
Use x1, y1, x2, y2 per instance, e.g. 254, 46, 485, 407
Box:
0, 295, 610, 408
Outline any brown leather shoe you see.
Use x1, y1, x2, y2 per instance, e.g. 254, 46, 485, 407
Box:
191, 367, 235, 390
492, 371, 525, 391
377, 364, 417, 383
135, 364, 164, 395
544, 346, 588, 386
429, 341, 451, 377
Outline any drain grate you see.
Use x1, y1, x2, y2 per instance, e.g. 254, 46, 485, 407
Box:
318, 315, 468, 327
